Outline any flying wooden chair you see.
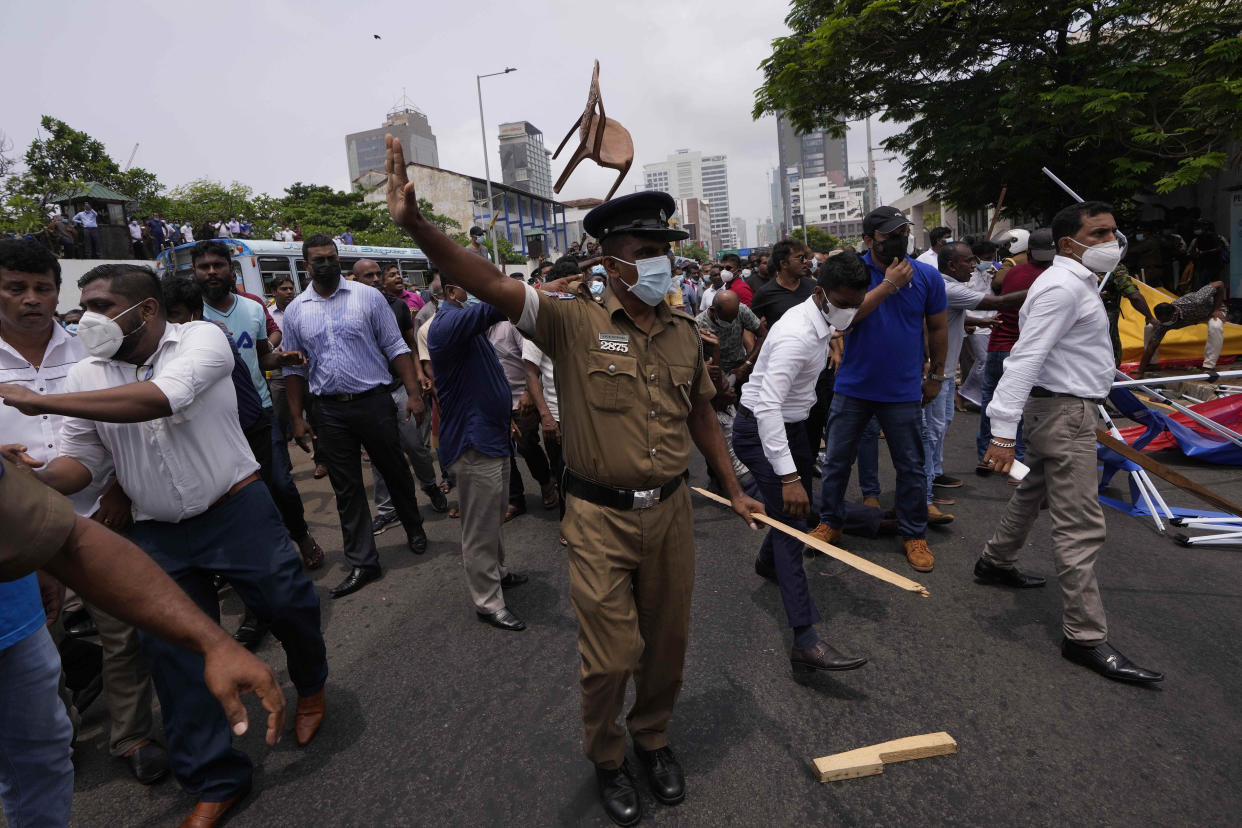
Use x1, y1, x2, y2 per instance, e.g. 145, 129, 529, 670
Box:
552, 60, 634, 201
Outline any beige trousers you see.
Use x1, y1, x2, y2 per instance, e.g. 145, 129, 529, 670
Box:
449, 449, 510, 614
1144, 318, 1224, 369
564, 483, 695, 769
92, 605, 158, 756
982, 396, 1109, 643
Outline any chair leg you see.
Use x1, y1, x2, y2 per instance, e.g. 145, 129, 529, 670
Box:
554, 144, 591, 193
552, 114, 583, 160
603, 159, 633, 201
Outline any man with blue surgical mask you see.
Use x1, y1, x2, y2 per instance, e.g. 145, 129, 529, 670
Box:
383, 141, 763, 826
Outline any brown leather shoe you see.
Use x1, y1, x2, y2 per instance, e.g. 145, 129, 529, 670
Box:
806, 523, 843, 549
861, 496, 881, 509
903, 538, 934, 572
313, 464, 328, 479
927, 503, 954, 525
295, 690, 326, 746
179, 793, 244, 828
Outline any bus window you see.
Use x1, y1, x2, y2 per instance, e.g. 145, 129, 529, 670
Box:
258, 256, 294, 297
338, 257, 359, 276
399, 261, 428, 288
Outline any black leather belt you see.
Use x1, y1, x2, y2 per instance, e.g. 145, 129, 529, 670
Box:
737, 404, 755, 419
1031, 386, 1105, 406
319, 385, 390, 403
563, 469, 686, 511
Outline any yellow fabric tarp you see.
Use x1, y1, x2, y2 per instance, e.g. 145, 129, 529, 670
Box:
1117, 280, 1242, 364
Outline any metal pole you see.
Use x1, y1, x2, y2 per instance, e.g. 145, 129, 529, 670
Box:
1041, 167, 1085, 203
866, 115, 877, 212
476, 68, 515, 268
799, 164, 808, 246
1112, 369, 1242, 388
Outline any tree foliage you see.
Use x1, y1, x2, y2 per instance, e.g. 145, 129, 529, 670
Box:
754, 0, 1242, 220
678, 242, 710, 262
802, 225, 842, 252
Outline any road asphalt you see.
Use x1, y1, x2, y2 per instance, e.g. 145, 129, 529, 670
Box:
43, 409, 1242, 827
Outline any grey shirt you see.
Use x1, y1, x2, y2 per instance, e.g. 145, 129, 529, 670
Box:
696, 304, 762, 372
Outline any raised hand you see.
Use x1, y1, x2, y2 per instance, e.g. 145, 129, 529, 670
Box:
885, 256, 914, 289
385, 134, 423, 231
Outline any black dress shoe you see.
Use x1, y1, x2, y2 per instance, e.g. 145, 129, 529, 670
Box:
125, 742, 169, 785
754, 557, 777, 582
407, 528, 428, 555
329, 566, 382, 598
72, 673, 103, 715
233, 610, 269, 651
63, 608, 98, 639
423, 484, 450, 513
1061, 638, 1164, 683
973, 557, 1046, 589
635, 745, 685, 806
790, 640, 868, 673
500, 572, 528, 588
476, 607, 526, 631
595, 761, 641, 827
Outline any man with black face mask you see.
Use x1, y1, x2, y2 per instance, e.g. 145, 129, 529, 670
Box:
280, 235, 430, 599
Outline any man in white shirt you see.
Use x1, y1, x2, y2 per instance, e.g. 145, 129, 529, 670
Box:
227, 217, 241, 237
916, 226, 953, 267
980, 201, 1162, 684
922, 243, 1028, 518
281, 226, 296, 243
128, 218, 144, 258
731, 250, 886, 674
0, 240, 168, 785
180, 221, 195, 244
0, 263, 331, 824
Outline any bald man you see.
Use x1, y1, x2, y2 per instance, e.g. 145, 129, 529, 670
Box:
351, 258, 382, 288
696, 290, 763, 378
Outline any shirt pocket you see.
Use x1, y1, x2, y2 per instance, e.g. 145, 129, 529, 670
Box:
586, 350, 638, 413
667, 363, 696, 418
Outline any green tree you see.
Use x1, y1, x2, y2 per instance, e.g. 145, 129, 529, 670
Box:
802, 225, 841, 252
754, 1, 1242, 220
163, 179, 256, 233
678, 242, 709, 262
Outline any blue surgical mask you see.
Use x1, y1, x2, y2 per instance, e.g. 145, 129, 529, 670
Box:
589, 280, 605, 296
64, 322, 79, 333
464, 292, 482, 307
609, 255, 672, 307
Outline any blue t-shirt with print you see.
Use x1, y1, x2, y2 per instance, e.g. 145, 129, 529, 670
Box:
203, 294, 272, 408
0, 464, 49, 651
834, 251, 948, 403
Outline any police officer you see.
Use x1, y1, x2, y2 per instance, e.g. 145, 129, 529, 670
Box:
384, 136, 764, 827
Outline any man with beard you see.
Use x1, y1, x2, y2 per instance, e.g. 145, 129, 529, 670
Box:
280, 235, 430, 598
0, 263, 329, 825
192, 241, 324, 577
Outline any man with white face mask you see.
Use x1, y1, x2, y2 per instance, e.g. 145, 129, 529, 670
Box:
980, 201, 1163, 684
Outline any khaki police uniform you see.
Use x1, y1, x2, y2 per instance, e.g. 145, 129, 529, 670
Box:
519, 279, 715, 769
0, 458, 76, 581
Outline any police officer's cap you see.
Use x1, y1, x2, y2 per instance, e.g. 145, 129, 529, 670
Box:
583, 192, 689, 243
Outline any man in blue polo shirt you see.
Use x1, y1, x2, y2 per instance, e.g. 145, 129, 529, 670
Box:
428, 272, 528, 632
809, 206, 949, 573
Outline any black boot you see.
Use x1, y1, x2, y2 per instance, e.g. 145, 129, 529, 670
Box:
595, 761, 641, 826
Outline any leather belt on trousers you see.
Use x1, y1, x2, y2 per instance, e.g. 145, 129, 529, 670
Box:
1031, 386, 1106, 406
319, 385, 389, 403
562, 468, 686, 511
209, 472, 260, 511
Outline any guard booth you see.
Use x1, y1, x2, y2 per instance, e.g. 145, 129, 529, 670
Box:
525, 230, 547, 262
51, 182, 136, 259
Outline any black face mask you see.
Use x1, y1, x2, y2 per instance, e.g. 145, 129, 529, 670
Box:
875, 235, 907, 263
311, 259, 340, 283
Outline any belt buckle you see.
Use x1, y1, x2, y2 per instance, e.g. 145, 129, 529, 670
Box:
632, 487, 659, 510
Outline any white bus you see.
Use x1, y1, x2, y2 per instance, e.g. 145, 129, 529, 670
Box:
154, 238, 432, 300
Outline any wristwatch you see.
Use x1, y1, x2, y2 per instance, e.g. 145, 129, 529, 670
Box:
928, 373, 950, 382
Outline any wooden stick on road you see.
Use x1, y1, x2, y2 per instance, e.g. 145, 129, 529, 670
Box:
1095, 430, 1242, 518
691, 486, 930, 597
813, 732, 958, 782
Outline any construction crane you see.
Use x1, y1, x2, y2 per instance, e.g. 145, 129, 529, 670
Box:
123, 143, 139, 171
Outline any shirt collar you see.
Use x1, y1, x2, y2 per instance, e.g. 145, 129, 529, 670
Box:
601, 284, 674, 331
1051, 254, 1096, 284
305, 276, 352, 302
0, 320, 76, 366
802, 295, 832, 339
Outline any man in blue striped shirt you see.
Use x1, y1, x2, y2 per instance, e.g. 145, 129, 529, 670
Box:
281, 235, 429, 598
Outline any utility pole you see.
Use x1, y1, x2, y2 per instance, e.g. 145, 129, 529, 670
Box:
865, 115, 877, 212
476, 67, 516, 267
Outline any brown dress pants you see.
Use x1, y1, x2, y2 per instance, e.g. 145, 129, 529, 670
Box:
563, 484, 695, 770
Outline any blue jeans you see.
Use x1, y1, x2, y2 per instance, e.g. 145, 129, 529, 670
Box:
856, 418, 881, 498
0, 626, 74, 828
131, 481, 327, 801
922, 377, 956, 503
819, 394, 927, 539
733, 410, 821, 629
977, 351, 1026, 462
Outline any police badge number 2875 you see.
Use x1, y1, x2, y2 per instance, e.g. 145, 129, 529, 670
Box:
598, 332, 630, 354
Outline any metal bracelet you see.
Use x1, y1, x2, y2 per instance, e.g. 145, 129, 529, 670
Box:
989, 438, 1016, 449
781, 475, 802, 484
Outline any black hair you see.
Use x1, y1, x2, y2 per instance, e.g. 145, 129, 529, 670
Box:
550, 256, 581, 280
538, 260, 554, 271
770, 239, 806, 277
721, 252, 741, 266
0, 238, 61, 287
302, 233, 337, 261
929, 227, 952, 246
817, 250, 870, 292
270, 274, 295, 291
79, 264, 163, 306
970, 239, 998, 258
1154, 302, 1175, 320
161, 274, 203, 314
938, 241, 973, 273
190, 239, 232, 264
1052, 201, 1114, 245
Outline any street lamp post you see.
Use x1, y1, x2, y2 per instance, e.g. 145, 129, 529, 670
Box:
476, 67, 516, 267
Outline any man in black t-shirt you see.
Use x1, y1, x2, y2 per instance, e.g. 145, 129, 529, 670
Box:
749, 240, 815, 327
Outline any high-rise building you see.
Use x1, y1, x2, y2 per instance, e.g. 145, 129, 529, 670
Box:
498, 121, 554, 200
756, 219, 778, 247
790, 177, 866, 239
731, 217, 748, 249
346, 95, 439, 189
775, 113, 847, 235
643, 149, 735, 248
769, 168, 783, 237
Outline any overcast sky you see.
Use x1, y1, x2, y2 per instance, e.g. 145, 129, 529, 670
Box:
2, 0, 906, 245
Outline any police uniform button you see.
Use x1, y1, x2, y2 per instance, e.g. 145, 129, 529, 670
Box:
650, 448, 657, 456
608, 364, 616, 373
649, 410, 656, 418
649, 373, 656, 381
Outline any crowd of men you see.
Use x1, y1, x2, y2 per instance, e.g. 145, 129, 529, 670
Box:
0, 132, 1231, 827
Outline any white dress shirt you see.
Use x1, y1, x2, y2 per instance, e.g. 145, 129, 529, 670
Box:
739, 296, 835, 476
0, 325, 110, 516
59, 321, 259, 522
942, 274, 985, 372
985, 255, 1113, 440
916, 248, 939, 267
521, 338, 558, 421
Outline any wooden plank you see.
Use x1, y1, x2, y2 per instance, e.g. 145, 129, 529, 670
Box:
1096, 430, 1242, 518
813, 732, 958, 782
691, 486, 930, 597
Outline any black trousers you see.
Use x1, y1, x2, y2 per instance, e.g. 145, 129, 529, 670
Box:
508, 407, 553, 507
803, 363, 835, 454
242, 409, 309, 540
311, 391, 424, 569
